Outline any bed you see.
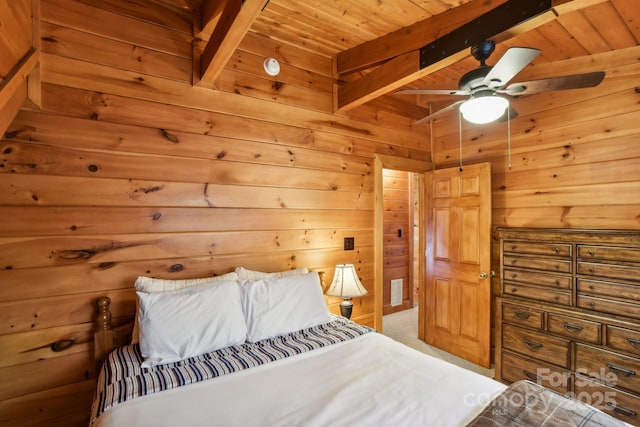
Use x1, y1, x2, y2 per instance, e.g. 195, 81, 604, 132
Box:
90, 268, 632, 427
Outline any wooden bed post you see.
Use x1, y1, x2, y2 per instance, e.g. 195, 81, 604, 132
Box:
95, 297, 114, 370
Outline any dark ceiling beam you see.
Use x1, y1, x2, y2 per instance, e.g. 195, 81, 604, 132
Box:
417, 1, 552, 69
336, 0, 510, 75
335, 0, 609, 112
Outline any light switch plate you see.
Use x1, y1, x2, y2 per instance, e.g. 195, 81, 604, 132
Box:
344, 237, 354, 250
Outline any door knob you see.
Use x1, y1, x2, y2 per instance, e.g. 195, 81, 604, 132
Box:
479, 272, 488, 279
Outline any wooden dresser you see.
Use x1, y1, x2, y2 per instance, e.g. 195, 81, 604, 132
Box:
495, 228, 640, 425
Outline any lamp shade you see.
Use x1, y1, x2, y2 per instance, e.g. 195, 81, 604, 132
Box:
325, 264, 367, 298
459, 95, 509, 124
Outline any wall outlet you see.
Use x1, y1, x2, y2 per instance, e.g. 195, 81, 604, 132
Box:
344, 237, 355, 250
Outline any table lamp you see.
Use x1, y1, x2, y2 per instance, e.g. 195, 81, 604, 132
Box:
325, 264, 367, 319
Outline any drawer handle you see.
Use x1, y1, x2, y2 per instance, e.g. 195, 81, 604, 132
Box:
511, 273, 518, 279
511, 288, 518, 293
562, 322, 584, 334
589, 267, 595, 273
514, 312, 530, 320
554, 264, 560, 270
606, 402, 637, 418
555, 279, 561, 285
523, 370, 542, 382
587, 302, 596, 308
607, 363, 636, 377
524, 339, 543, 350
627, 337, 640, 347
511, 245, 517, 250
511, 259, 517, 265
554, 247, 560, 253
588, 250, 595, 256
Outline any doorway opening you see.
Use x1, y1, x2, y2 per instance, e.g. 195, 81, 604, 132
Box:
381, 169, 420, 316
373, 154, 430, 333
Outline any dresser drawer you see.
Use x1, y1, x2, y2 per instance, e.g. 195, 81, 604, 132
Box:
578, 262, 640, 282
502, 324, 570, 368
502, 303, 543, 329
577, 278, 640, 301
607, 325, 640, 358
578, 245, 640, 263
503, 256, 572, 273
575, 343, 640, 395
547, 313, 601, 344
501, 350, 570, 394
504, 269, 571, 289
574, 374, 640, 424
504, 241, 572, 257
578, 295, 640, 320
504, 283, 571, 306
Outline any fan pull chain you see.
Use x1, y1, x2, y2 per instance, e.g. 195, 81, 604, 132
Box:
507, 107, 512, 170
458, 109, 463, 172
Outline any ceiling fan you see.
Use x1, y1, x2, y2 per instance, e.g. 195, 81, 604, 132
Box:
397, 40, 605, 125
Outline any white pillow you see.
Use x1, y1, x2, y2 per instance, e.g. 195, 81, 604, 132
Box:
131, 271, 239, 344
235, 266, 308, 281
137, 280, 247, 367
240, 272, 332, 343
135, 271, 238, 292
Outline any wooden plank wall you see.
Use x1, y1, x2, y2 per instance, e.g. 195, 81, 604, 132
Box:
0, 1, 431, 425
382, 169, 412, 314
1, 0, 638, 425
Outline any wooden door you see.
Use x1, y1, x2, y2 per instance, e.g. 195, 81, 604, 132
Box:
423, 162, 492, 368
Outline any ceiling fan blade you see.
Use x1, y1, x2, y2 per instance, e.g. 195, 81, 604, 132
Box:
395, 89, 469, 96
483, 47, 541, 89
502, 71, 605, 96
414, 100, 465, 125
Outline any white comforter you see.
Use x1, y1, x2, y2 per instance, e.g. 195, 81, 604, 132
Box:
93, 333, 505, 427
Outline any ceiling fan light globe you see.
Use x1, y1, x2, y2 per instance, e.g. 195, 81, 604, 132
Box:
460, 96, 509, 124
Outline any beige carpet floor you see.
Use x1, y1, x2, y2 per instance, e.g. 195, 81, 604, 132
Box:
382, 307, 494, 378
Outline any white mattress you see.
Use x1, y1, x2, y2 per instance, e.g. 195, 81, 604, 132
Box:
93, 332, 505, 427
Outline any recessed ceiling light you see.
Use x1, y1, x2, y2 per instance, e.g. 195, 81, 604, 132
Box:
263, 57, 280, 76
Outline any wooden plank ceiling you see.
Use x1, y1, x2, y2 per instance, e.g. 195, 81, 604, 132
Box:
164, 0, 639, 122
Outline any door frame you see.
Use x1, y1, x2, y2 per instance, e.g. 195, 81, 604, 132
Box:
374, 154, 432, 331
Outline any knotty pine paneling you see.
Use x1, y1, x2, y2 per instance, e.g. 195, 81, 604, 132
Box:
41, 22, 193, 83
1, 0, 637, 426
1, 229, 375, 271
39, 53, 425, 150
0, 380, 95, 427
29, 83, 427, 161
0, 246, 374, 304
0, 206, 373, 236
76, 0, 193, 35
0, 139, 372, 190
41, 0, 193, 58
0, 1, 429, 425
